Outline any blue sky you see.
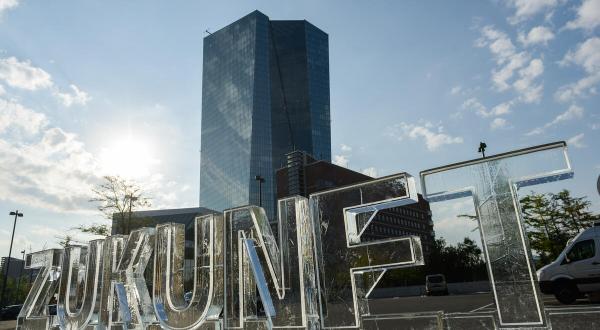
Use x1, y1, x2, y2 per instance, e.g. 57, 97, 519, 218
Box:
0, 0, 598, 256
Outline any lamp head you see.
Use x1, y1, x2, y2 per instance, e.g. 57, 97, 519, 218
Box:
478, 142, 487, 153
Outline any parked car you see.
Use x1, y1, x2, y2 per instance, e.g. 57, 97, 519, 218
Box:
0, 304, 23, 320
184, 291, 192, 304
425, 274, 448, 296
537, 224, 600, 304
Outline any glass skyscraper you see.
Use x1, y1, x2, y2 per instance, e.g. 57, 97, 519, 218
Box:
199, 10, 331, 220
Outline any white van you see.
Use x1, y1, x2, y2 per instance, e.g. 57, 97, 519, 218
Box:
425, 274, 448, 296
537, 224, 600, 304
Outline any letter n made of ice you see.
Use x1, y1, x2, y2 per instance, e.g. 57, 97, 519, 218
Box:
420, 141, 573, 328
223, 197, 318, 329
309, 173, 425, 328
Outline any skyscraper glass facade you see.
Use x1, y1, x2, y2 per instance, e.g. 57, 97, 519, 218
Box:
199, 11, 330, 220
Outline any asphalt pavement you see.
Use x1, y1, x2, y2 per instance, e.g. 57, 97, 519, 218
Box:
0, 320, 15, 330
368, 292, 600, 315
1, 294, 599, 329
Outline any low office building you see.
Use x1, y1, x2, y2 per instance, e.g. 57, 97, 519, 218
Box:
111, 207, 216, 284
0, 257, 28, 280
276, 150, 435, 255
111, 207, 216, 236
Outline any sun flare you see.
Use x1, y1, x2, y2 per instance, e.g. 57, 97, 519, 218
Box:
99, 136, 159, 179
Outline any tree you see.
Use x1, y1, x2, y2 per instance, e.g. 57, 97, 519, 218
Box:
425, 237, 487, 283
58, 235, 73, 248
520, 189, 599, 267
89, 175, 151, 235
72, 223, 112, 237
552, 190, 598, 236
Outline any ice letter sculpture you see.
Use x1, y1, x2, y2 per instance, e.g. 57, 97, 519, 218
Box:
309, 173, 425, 328
17, 249, 63, 329
57, 240, 104, 329
153, 214, 224, 329
420, 142, 573, 328
223, 196, 319, 329
100, 228, 156, 329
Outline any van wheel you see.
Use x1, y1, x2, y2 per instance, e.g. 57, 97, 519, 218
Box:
554, 282, 578, 304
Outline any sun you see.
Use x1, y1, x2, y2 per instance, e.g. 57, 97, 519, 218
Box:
99, 135, 159, 179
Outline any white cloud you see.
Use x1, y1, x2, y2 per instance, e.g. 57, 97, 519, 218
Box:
477, 26, 545, 103
555, 73, 600, 102
506, 0, 560, 24
450, 85, 462, 95
0, 101, 100, 213
0, 0, 18, 16
556, 37, 600, 102
560, 37, 600, 73
526, 104, 585, 135
333, 155, 349, 168
0, 97, 187, 214
0, 57, 53, 90
514, 58, 544, 103
361, 167, 378, 178
491, 52, 530, 91
388, 121, 463, 151
0, 98, 48, 134
340, 144, 352, 152
0, 84, 4, 95
490, 101, 513, 116
490, 118, 509, 130
553, 104, 585, 123
518, 26, 555, 46
461, 98, 487, 116
0, 56, 92, 107
567, 133, 585, 148
461, 98, 513, 118
54, 84, 91, 107
565, 0, 600, 32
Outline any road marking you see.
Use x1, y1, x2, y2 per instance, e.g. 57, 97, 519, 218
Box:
469, 302, 494, 313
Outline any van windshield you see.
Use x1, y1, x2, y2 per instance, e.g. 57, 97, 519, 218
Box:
427, 275, 444, 283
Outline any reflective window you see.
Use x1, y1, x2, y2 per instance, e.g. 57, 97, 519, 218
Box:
566, 239, 596, 263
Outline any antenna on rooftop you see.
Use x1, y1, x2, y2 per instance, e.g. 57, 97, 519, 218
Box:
205, 29, 212, 35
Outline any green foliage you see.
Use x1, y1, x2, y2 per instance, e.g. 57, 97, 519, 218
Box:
520, 189, 599, 268
425, 237, 488, 283
0, 273, 32, 305
382, 237, 488, 287
73, 223, 111, 237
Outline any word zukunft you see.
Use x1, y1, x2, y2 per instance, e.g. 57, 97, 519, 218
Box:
18, 142, 580, 329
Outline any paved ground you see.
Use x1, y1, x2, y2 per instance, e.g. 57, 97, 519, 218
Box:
368, 292, 600, 314
0, 320, 15, 330
1, 294, 598, 329
369, 292, 494, 314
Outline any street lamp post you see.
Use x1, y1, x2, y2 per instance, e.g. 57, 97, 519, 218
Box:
125, 195, 138, 234
254, 175, 265, 207
1, 210, 23, 307
14, 250, 25, 304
